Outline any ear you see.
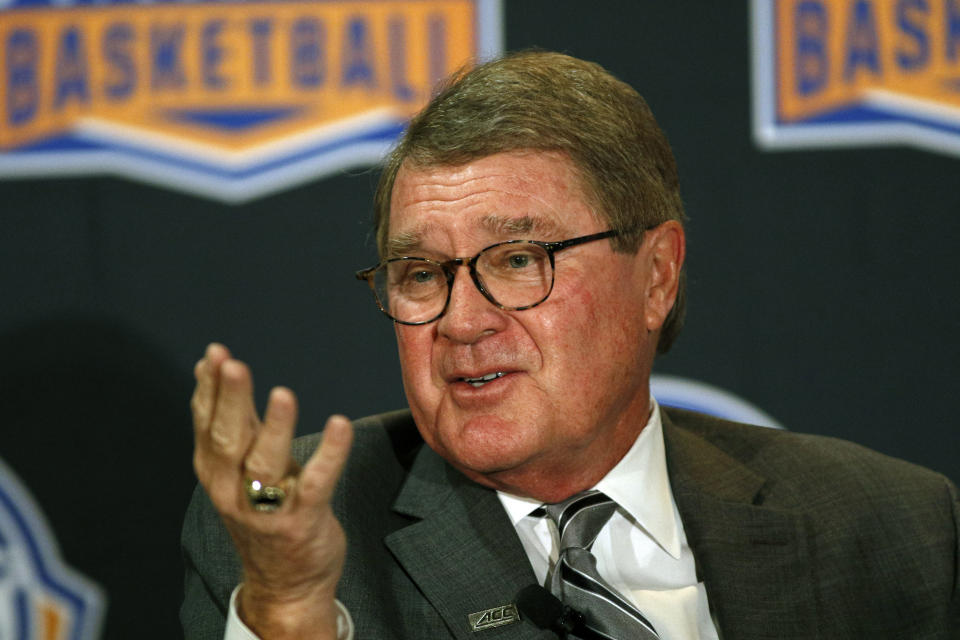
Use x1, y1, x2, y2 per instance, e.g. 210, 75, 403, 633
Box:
640, 220, 685, 332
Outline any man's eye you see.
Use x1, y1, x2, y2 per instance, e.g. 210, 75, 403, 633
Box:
411, 270, 436, 283
484, 248, 546, 277
508, 254, 532, 269
389, 262, 440, 292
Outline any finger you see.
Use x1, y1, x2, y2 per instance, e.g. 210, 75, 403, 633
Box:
207, 358, 259, 465
243, 387, 299, 485
191, 343, 232, 434
207, 343, 232, 370
297, 415, 354, 507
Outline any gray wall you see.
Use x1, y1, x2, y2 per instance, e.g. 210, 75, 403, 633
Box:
1, 2, 957, 638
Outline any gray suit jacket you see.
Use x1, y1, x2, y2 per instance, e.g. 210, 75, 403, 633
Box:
181, 408, 960, 639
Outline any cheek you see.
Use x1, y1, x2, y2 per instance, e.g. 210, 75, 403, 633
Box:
533, 287, 601, 372
540, 282, 645, 381
395, 326, 436, 388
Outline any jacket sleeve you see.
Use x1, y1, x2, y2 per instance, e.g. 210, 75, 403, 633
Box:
180, 483, 243, 640
949, 477, 960, 638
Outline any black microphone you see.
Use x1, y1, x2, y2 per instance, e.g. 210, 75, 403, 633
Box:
515, 584, 585, 637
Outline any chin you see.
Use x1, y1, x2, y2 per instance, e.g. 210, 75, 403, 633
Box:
430, 413, 539, 477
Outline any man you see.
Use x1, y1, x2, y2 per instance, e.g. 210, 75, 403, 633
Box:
182, 51, 959, 639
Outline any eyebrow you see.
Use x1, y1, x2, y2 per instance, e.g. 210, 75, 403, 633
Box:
386, 231, 423, 258
479, 214, 562, 237
386, 215, 563, 258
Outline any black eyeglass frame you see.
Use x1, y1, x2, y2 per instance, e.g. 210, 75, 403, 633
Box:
355, 229, 629, 325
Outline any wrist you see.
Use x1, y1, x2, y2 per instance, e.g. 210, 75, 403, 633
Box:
238, 582, 340, 640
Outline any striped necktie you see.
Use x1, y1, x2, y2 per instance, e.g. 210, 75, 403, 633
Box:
544, 491, 660, 640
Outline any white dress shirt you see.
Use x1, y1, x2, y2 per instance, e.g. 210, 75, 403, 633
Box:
226, 398, 719, 639
498, 398, 720, 640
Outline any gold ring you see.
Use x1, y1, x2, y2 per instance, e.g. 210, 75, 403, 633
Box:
244, 477, 287, 512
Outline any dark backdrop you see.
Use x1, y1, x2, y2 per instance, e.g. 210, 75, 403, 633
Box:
1, 3, 957, 638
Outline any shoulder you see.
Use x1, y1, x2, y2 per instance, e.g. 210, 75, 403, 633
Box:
663, 409, 959, 634
293, 409, 425, 527
662, 406, 957, 510
292, 408, 422, 470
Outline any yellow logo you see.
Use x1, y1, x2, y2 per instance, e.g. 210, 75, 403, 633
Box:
752, 0, 960, 155
0, 0, 503, 200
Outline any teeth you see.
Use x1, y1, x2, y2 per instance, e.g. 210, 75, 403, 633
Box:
462, 372, 505, 387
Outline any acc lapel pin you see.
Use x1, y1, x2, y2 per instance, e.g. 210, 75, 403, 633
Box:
467, 604, 520, 631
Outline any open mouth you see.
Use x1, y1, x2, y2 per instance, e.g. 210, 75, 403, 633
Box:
459, 372, 506, 388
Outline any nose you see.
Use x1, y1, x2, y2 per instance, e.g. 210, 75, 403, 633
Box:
435, 265, 508, 343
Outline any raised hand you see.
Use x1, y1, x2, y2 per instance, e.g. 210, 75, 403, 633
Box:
191, 343, 353, 639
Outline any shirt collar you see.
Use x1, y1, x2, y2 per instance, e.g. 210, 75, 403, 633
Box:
497, 397, 682, 559
498, 488, 543, 525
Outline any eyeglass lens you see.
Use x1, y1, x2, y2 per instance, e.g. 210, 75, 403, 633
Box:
371, 241, 554, 324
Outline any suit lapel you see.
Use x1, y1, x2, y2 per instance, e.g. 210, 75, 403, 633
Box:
662, 411, 819, 639
383, 411, 821, 639
385, 445, 552, 640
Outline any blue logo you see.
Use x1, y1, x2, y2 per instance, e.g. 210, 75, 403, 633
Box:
651, 374, 783, 429
0, 457, 104, 640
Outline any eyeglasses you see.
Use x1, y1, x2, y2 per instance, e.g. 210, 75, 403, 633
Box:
355, 229, 627, 325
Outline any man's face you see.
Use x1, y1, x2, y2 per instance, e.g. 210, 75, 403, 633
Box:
389, 150, 674, 500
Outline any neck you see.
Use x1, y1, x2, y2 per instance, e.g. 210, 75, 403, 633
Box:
460, 406, 652, 503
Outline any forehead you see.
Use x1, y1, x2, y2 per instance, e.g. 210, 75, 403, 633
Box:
388, 151, 598, 249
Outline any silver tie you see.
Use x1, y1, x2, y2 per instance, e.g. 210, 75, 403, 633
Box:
545, 491, 660, 640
